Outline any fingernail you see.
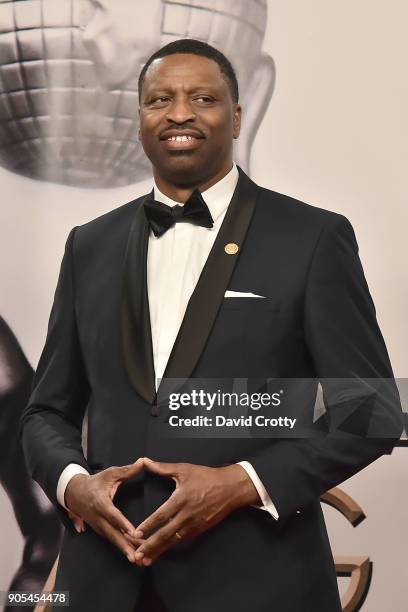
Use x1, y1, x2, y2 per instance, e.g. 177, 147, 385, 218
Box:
143, 558, 152, 566
135, 551, 144, 559
133, 530, 144, 538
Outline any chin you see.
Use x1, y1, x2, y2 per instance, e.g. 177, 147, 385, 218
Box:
160, 155, 205, 181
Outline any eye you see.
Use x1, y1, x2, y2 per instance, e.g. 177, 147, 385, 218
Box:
194, 96, 214, 104
148, 96, 171, 106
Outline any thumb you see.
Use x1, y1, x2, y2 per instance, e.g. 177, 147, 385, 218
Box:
115, 457, 145, 481
143, 457, 179, 478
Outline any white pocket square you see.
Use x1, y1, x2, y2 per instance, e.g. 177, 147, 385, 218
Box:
224, 290, 266, 298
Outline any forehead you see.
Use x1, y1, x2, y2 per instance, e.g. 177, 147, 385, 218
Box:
143, 54, 227, 91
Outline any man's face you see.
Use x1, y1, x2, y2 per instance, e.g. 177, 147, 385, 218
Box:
138, 53, 242, 186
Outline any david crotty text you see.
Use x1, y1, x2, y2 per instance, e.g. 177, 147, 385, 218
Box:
168, 415, 297, 429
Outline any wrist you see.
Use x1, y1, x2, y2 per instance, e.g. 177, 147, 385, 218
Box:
65, 473, 90, 510
222, 464, 261, 510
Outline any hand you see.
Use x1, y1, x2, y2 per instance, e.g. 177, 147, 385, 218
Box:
67, 507, 86, 534
128, 458, 261, 566
64, 458, 145, 563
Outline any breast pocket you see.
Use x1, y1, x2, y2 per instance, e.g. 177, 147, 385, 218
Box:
215, 297, 282, 356
199, 297, 286, 377
220, 297, 281, 311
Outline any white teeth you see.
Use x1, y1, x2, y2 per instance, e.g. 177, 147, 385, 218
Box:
167, 135, 194, 142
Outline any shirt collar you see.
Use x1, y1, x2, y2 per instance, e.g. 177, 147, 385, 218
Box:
152, 162, 239, 224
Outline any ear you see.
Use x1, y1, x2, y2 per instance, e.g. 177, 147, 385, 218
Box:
233, 53, 276, 175
232, 104, 242, 139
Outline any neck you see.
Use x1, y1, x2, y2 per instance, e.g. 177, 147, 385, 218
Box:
153, 161, 234, 203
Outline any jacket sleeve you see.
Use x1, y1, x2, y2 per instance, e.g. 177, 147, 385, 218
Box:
245, 214, 403, 524
18, 226, 91, 532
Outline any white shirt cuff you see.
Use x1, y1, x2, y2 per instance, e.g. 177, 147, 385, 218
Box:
56, 463, 90, 510
237, 460, 279, 520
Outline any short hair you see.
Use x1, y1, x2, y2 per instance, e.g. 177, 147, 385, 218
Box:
138, 38, 239, 103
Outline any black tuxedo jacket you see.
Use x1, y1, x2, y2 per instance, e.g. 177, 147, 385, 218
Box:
19, 167, 402, 612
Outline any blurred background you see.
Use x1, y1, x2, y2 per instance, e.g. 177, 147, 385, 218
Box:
0, 1, 406, 610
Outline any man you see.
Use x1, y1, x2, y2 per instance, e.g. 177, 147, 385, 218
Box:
19, 39, 402, 612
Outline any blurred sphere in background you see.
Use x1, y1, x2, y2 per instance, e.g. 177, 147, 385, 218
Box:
0, 0, 270, 188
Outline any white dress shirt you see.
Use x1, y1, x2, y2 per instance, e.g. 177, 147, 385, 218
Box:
56, 162, 279, 521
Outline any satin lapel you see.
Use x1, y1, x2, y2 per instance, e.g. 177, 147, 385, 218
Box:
121, 191, 156, 405
156, 166, 260, 400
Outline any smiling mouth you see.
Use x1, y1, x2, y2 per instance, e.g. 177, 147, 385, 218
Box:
161, 134, 204, 150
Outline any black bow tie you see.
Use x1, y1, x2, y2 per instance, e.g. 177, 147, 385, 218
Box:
143, 189, 214, 238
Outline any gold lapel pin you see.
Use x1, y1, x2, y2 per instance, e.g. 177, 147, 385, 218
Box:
224, 242, 239, 255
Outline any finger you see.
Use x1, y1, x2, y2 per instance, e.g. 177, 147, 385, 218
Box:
142, 457, 181, 479
67, 509, 82, 522
112, 457, 145, 481
135, 492, 182, 536
68, 510, 86, 533
105, 459, 145, 501
101, 498, 141, 537
96, 516, 140, 563
73, 517, 86, 533
135, 515, 187, 566
123, 531, 146, 546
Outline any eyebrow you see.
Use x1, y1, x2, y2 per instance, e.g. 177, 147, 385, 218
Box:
145, 83, 221, 95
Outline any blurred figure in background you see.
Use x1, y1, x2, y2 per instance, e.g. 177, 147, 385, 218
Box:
0, 318, 63, 611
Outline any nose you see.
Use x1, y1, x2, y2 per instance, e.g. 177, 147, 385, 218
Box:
166, 97, 196, 124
